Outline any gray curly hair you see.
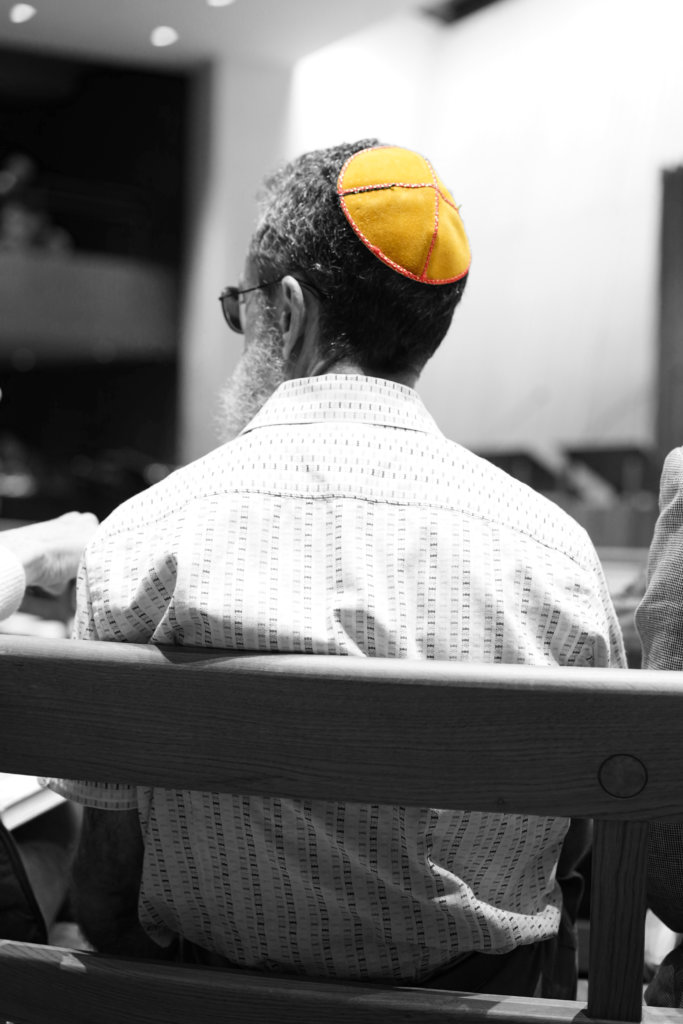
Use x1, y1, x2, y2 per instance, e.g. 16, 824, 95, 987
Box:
248, 139, 468, 376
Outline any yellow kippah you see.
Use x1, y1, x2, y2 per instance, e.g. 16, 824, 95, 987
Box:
337, 145, 471, 285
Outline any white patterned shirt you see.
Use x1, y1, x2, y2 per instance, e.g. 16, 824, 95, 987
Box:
0, 545, 26, 621
49, 374, 625, 982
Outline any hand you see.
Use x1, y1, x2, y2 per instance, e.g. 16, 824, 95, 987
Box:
0, 511, 98, 595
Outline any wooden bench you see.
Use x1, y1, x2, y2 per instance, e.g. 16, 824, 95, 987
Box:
1, 633, 682, 1024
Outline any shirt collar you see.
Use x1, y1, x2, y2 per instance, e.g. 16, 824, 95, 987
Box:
240, 374, 442, 437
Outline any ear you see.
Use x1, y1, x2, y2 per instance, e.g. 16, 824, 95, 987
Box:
278, 276, 307, 361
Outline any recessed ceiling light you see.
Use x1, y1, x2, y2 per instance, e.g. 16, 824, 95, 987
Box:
150, 25, 179, 47
9, 4, 37, 24
206, 0, 236, 7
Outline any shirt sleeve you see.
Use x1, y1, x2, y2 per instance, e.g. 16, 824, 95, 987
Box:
635, 447, 683, 670
0, 545, 26, 621
584, 538, 628, 669
41, 777, 139, 811
42, 546, 139, 810
633, 449, 683, 929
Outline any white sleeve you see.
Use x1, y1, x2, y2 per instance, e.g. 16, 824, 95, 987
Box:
0, 544, 26, 621
636, 447, 683, 670
42, 544, 139, 809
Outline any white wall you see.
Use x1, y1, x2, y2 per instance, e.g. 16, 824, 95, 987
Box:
285, 0, 683, 456
179, 58, 292, 462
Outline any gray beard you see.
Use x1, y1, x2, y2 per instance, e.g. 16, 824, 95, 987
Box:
216, 319, 287, 443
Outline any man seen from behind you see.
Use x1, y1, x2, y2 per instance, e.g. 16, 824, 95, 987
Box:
47, 140, 625, 998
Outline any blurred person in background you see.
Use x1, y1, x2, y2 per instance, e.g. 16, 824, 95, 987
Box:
633, 448, 683, 1007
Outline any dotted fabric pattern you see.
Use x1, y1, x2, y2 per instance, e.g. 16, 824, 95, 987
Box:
48, 374, 625, 982
0, 545, 26, 621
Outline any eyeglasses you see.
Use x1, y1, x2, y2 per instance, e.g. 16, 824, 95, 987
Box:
219, 277, 326, 334
219, 278, 281, 333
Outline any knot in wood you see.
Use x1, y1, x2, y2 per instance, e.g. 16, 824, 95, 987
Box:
598, 754, 647, 799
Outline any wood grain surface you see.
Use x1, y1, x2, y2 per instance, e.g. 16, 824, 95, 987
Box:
0, 939, 602, 1024
2, 635, 683, 819
2, 634, 681, 1023
588, 820, 649, 1021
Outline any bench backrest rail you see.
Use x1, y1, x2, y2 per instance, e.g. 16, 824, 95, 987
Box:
1, 634, 681, 1024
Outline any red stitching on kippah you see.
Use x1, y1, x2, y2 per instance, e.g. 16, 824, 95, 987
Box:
340, 179, 461, 215
339, 190, 424, 281
339, 182, 436, 196
337, 146, 384, 192
436, 189, 458, 212
336, 146, 470, 284
339, 187, 467, 284
420, 157, 440, 282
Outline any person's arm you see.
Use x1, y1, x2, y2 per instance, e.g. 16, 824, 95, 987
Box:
0, 511, 98, 620
635, 449, 683, 927
583, 538, 628, 669
636, 448, 683, 671
58, 533, 180, 957
70, 808, 173, 958
0, 544, 28, 619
